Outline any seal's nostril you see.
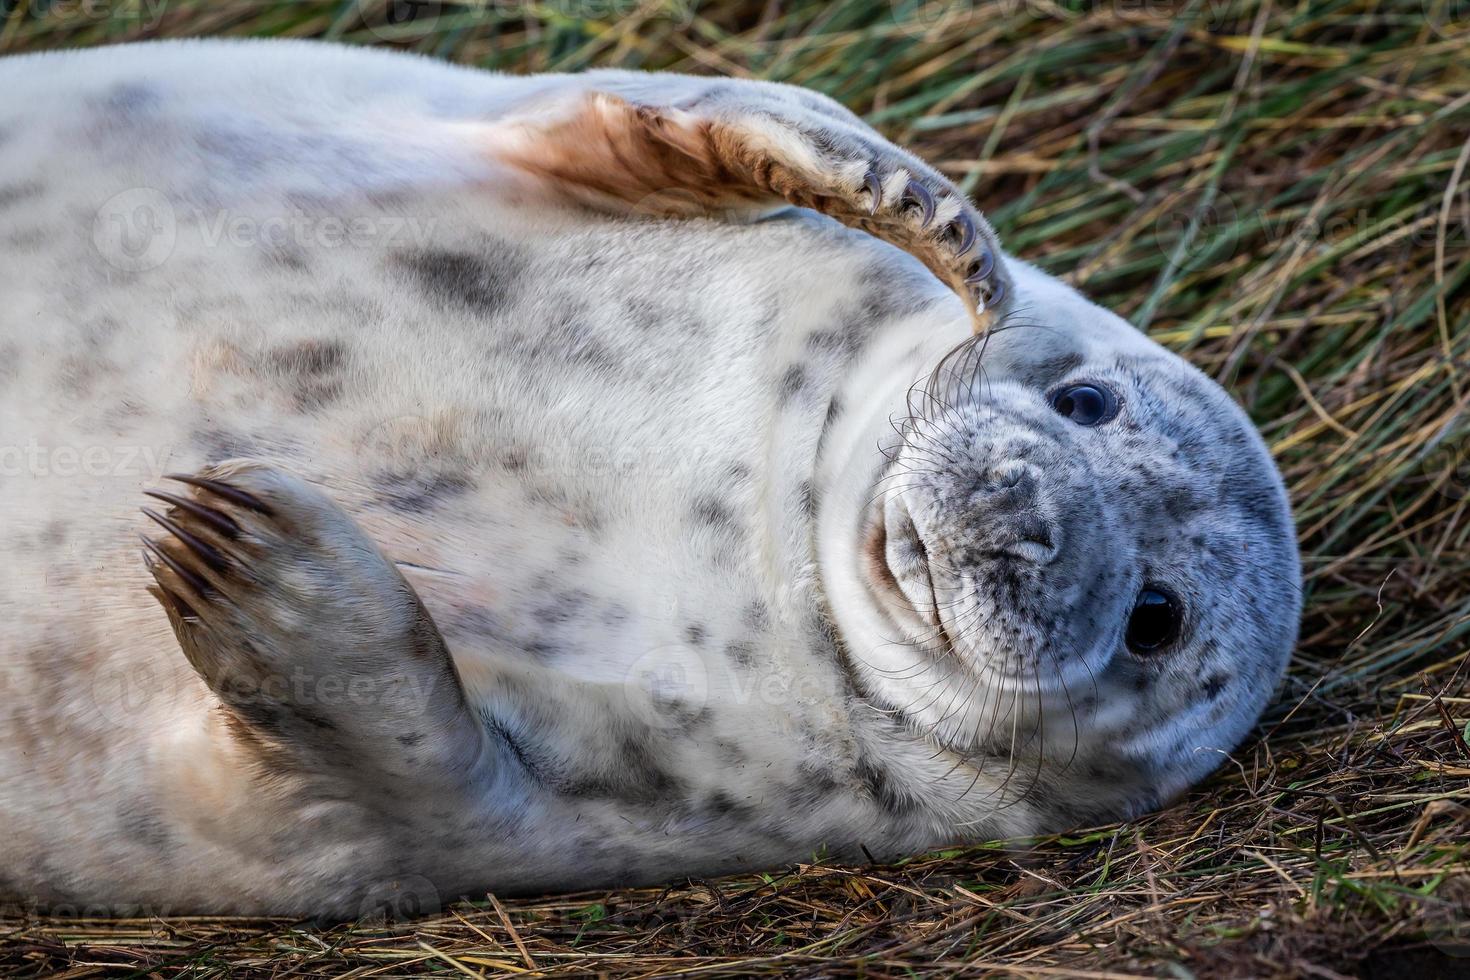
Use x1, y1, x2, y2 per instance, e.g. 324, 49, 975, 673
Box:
981, 460, 1038, 496
992, 466, 1023, 489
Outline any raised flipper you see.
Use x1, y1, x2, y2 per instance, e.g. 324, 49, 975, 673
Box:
139, 460, 485, 787
485, 83, 1010, 332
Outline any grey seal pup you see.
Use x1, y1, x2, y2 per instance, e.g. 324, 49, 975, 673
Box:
0, 40, 1300, 917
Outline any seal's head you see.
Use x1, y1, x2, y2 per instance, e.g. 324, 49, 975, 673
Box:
848, 259, 1300, 824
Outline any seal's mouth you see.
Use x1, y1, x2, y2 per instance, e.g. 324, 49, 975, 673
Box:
861, 497, 949, 644
854, 458, 1127, 706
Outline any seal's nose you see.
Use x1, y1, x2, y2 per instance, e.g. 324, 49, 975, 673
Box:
967, 460, 1061, 563
977, 460, 1041, 502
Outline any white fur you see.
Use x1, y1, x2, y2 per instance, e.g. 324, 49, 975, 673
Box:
0, 40, 1299, 916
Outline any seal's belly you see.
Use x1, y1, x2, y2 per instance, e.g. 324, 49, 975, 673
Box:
0, 43, 929, 748
0, 175, 903, 844
0, 44, 976, 907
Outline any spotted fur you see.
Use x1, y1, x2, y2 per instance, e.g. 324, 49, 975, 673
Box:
0, 40, 1299, 917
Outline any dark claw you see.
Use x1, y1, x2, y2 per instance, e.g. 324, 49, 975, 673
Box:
986, 277, 1007, 310
950, 212, 977, 256
165, 474, 273, 516
163, 586, 200, 622
964, 249, 995, 284
150, 576, 200, 622
142, 507, 229, 573
142, 549, 200, 621
144, 489, 241, 539
140, 534, 212, 598
902, 181, 936, 226
864, 171, 883, 214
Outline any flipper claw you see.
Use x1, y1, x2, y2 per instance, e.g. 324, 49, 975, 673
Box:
903, 181, 936, 226
864, 170, 883, 214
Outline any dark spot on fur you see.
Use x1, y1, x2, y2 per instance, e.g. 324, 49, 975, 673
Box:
691, 497, 740, 535
1203, 672, 1229, 700
394, 244, 524, 317
855, 755, 917, 815
557, 735, 682, 803
805, 328, 854, 357
817, 397, 845, 453
442, 604, 560, 662
6, 225, 49, 250
534, 589, 590, 627
684, 623, 708, 646
396, 732, 425, 747
777, 365, 808, 406
798, 762, 843, 794
651, 695, 712, 730
725, 640, 757, 669
39, 521, 67, 548
273, 338, 344, 376
100, 83, 161, 115
259, 242, 311, 272
524, 309, 621, 372
271, 339, 347, 410
1163, 488, 1208, 522
703, 791, 753, 818
192, 427, 257, 465
116, 800, 173, 851
0, 181, 43, 212
378, 471, 474, 514
714, 739, 746, 766
616, 735, 681, 801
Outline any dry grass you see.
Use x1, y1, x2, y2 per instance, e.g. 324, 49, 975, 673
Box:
3, 0, 1469, 975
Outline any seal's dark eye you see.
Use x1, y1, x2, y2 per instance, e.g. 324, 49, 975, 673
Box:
1126, 588, 1182, 654
1050, 383, 1117, 426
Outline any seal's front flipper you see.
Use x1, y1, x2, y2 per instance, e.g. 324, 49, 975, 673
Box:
140, 460, 485, 786
485, 85, 1010, 332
